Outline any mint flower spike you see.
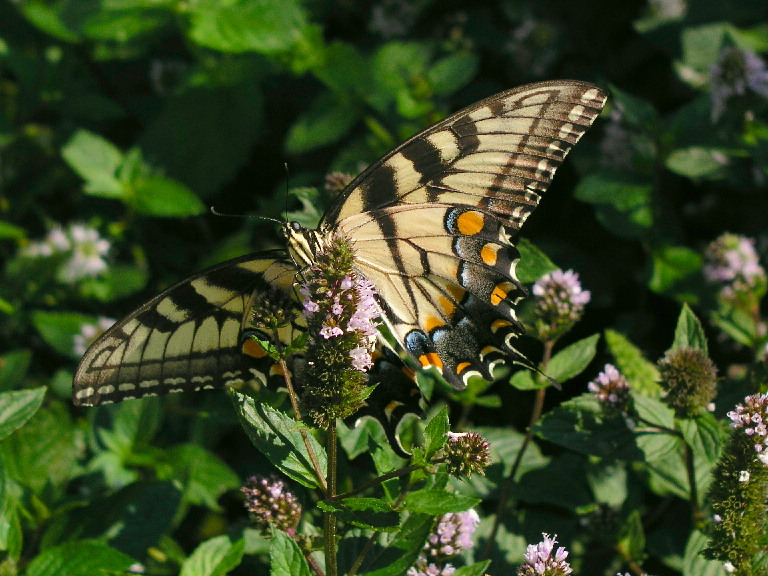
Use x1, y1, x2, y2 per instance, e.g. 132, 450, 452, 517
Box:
518, 533, 572, 576
710, 46, 768, 120
728, 393, 768, 466
408, 510, 480, 576
532, 269, 590, 341
242, 475, 302, 534
588, 364, 631, 412
703, 233, 766, 300
298, 236, 382, 427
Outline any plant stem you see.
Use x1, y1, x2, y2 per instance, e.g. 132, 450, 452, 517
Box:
324, 421, 338, 576
481, 340, 555, 560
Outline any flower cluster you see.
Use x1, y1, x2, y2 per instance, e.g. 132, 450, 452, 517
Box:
532, 270, 591, 341
588, 364, 631, 411
657, 347, 718, 418
703, 233, 766, 300
241, 475, 302, 534
324, 171, 354, 193
22, 222, 111, 283
727, 394, 768, 466
710, 46, 768, 120
518, 533, 572, 576
299, 236, 381, 426
73, 317, 116, 356
408, 510, 480, 576
440, 432, 491, 478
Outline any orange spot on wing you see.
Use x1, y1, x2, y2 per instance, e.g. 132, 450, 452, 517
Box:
424, 315, 444, 333
438, 295, 457, 317
491, 282, 512, 305
446, 284, 466, 302
419, 352, 443, 371
456, 210, 485, 235
481, 243, 499, 265
491, 319, 512, 332
242, 338, 267, 359
456, 361, 472, 374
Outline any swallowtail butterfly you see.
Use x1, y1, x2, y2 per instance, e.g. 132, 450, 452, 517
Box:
73, 81, 607, 421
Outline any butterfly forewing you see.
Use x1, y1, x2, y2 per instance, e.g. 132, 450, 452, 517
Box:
326, 80, 607, 388
73, 253, 297, 406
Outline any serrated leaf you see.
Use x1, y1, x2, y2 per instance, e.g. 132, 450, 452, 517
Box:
188, 0, 308, 54
423, 406, 449, 460
454, 561, 492, 576
232, 392, 326, 488
25, 541, 135, 576
318, 498, 400, 531
270, 530, 311, 576
179, 535, 245, 576
604, 329, 661, 396
401, 489, 480, 515
682, 530, 728, 576
546, 334, 600, 382
534, 395, 643, 460
678, 414, 724, 465
672, 304, 708, 353
0, 387, 46, 441
359, 513, 433, 576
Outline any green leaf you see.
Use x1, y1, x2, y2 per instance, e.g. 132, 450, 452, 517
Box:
61, 129, 125, 198
672, 304, 708, 353
31, 310, 95, 360
0, 402, 78, 491
369, 42, 431, 116
0, 387, 46, 441
517, 238, 558, 284
609, 85, 661, 129
285, 90, 361, 155
25, 541, 135, 576
678, 414, 724, 465
546, 334, 600, 382
96, 396, 162, 454
188, 0, 309, 54
680, 23, 732, 71
131, 175, 206, 217
427, 52, 479, 95
574, 171, 653, 240
454, 561, 492, 576
79, 263, 149, 302
359, 513, 433, 576
0, 468, 23, 558
232, 392, 326, 488
165, 444, 240, 510
318, 498, 400, 531
617, 510, 646, 564
140, 83, 264, 197
682, 530, 729, 576
604, 329, 661, 396
516, 453, 592, 509
402, 489, 480, 515
313, 41, 370, 95
0, 220, 25, 239
0, 350, 32, 392
534, 395, 644, 460
586, 460, 628, 507
422, 406, 449, 460
666, 147, 733, 180
270, 530, 311, 576
179, 535, 245, 576
648, 245, 703, 298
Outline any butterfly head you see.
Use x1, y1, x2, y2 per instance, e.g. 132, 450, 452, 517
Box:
283, 221, 327, 269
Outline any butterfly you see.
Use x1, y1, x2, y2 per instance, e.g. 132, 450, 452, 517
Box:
73, 81, 607, 418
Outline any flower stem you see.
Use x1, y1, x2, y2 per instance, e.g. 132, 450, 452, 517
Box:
324, 421, 338, 576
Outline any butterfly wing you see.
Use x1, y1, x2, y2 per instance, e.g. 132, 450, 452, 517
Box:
324, 80, 608, 389
73, 252, 298, 406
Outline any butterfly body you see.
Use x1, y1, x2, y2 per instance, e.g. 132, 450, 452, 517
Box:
74, 80, 607, 409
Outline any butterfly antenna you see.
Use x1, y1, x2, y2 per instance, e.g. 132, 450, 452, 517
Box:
283, 162, 290, 224
209, 205, 281, 225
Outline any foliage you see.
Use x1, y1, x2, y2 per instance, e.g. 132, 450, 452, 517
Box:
2, 1, 768, 575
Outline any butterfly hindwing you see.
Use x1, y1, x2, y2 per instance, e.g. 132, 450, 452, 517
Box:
326, 81, 608, 388
73, 252, 297, 406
